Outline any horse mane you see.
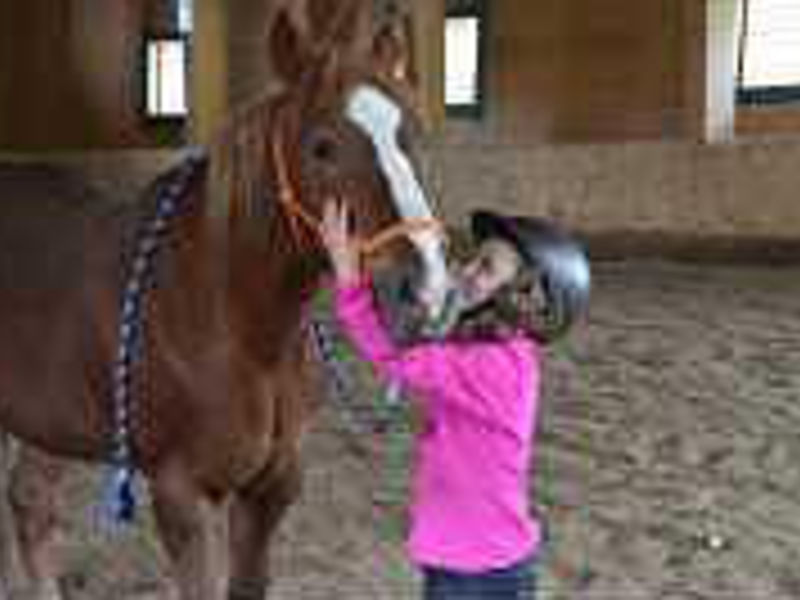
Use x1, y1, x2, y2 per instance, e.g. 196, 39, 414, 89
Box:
206, 92, 282, 226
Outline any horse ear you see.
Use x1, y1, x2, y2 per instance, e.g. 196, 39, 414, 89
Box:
301, 0, 369, 102
308, 0, 353, 40
371, 18, 417, 86
311, 0, 371, 64
269, 8, 311, 85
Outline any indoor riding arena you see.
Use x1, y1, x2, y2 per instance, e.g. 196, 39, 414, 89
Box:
1, 0, 800, 599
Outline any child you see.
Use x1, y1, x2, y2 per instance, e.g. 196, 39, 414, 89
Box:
320, 201, 590, 600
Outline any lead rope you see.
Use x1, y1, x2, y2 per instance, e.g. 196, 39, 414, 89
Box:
305, 290, 408, 551
305, 288, 400, 442
306, 284, 463, 536
103, 151, 206, 525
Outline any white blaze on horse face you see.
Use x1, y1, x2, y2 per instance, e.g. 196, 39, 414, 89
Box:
345, 85, 449, 319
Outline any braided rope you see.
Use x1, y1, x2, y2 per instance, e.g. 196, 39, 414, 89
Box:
306, 290, 403, 437
104, 151, 206, 524
306, 285, 421, 547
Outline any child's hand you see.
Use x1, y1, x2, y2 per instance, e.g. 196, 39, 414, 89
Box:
320, 199, 360, 284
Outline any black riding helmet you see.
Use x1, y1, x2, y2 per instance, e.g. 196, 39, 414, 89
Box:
470, 210, 591, 343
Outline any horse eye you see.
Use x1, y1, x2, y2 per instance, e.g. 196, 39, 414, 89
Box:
309, 136, 338, 163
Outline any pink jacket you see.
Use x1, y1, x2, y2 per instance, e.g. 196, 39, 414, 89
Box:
335, 278, 543, 571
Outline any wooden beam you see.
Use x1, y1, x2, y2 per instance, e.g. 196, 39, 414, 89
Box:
705, 0, 744, 142
410, 0, 446, 130
191, 0, 229, 144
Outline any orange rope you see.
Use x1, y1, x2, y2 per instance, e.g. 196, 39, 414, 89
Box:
271, 121, 445, 257
357, 217, 444, 256
272, 121, 317, 249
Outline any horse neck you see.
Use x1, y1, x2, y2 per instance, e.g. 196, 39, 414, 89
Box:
199, 103, 328, 349
219, 202, 328, 353
153, 175, 323, 368
234, 231, 323, 326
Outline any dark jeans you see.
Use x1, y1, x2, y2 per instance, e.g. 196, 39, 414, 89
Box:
422, 555, 537, 600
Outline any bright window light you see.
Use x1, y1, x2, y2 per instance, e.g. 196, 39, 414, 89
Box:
177, 0, 193, 34
445, 16, 480, 106
146, 39, 188, 118
741, 0, 800, 87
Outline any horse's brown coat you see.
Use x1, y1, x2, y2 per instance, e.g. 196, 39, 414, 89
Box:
0, 1, 427, 598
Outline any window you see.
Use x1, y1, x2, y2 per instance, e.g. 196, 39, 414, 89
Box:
445, 0, 485, 117
144, 0, 193, 119
146, 38, 188, 118
737, 0, 800, 104
177, 0, 193, 35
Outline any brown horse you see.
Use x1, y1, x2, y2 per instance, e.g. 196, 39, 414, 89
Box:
0, 1, 447, 598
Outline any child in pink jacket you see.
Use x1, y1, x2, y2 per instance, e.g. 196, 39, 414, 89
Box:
321, 201, 590, 599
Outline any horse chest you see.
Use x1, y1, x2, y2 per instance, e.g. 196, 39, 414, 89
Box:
152, 350, 290, 486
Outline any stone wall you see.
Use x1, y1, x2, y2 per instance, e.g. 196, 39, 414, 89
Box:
421, 133, 800, 260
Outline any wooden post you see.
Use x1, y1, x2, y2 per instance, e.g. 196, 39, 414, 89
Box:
705, 0, 743, 142
410, 0, 446, 130
191, 0, 229, 144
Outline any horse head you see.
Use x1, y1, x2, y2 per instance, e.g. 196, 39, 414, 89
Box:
214, 0, 449, 319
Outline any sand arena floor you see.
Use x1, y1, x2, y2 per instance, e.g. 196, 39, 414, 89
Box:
17, 260, 800, 599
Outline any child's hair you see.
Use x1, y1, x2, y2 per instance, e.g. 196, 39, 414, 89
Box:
448, 267, 545, 343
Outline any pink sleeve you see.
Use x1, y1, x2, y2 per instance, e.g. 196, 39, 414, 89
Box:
333, 277, 445, 392
334, 279, 540, 425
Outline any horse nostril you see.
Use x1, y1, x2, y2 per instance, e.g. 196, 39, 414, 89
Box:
398, 276, 417, 304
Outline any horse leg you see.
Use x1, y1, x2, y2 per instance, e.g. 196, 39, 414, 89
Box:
227, 460, 302, 600
150, 462, 229, 600
0, 431, 24, 599
7, 444, 67, 600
